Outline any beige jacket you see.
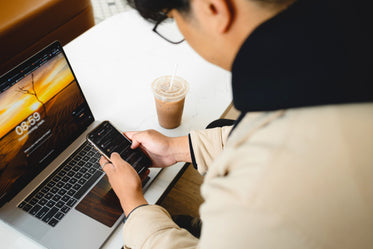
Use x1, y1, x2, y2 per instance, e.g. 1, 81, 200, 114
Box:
122, 103, 373, 249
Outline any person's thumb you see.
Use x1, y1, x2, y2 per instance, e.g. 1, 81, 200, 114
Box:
124, 132, 141, 149
110, 152, 125, 166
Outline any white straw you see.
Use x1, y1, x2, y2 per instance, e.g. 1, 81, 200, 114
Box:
169, 64, 178, 90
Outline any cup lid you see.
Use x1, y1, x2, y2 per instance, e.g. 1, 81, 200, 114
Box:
152, 75, 189, 102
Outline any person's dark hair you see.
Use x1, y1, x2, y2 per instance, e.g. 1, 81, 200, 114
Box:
126, 0, 294, 23
126, 0, 191, 23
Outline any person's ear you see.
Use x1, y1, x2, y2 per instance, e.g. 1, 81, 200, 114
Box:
202, 0, 233, 33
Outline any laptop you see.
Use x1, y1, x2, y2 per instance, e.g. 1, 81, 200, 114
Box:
0, 41, 159, 249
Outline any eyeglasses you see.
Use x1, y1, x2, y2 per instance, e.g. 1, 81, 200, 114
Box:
152, 11, 185, 44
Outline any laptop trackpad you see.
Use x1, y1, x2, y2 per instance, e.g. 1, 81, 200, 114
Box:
75, 175, 122, 227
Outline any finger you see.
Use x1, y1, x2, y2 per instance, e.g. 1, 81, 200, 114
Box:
124, 131, 136, 139
124, 131, 141, 149
99, 156, 109, 166
130, 131, 150, 149
100, 161, 115, 175
99, 156, 114, 173
130, 139, 141, 149
140, 169, 150, 181
110, 152, 127, 166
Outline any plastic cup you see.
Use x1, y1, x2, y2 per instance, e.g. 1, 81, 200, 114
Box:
151, 75, 189, 129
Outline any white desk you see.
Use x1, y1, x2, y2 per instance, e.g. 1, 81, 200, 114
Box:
0, 10, 232, 249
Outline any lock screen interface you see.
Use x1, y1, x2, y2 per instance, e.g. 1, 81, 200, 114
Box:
0, 44, 94, 206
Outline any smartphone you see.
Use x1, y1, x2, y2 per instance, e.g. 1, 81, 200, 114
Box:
87, 121, 151, 174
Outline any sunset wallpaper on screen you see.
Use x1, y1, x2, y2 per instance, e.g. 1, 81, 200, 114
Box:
0, 53, 73, 139
0, 52, 88, 201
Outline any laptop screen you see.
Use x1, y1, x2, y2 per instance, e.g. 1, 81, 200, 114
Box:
0, 42, 94, 206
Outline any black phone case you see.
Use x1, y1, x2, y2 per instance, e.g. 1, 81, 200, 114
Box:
87, 121, 151, 174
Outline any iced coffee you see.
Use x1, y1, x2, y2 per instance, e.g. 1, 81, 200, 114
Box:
151, 75, 189, 129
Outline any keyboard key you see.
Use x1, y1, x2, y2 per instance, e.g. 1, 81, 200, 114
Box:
36, 192, 44, 199
29, 198, 38, 205
66, 198, 77, 207
53, 176, 61, 182
62, 176, 70, 183
56, 201, 64, 208
45, 193, 53, 200
48, 218, 58, 227
41, 187, 50, 194
83, 173, 92, 179
69, 178, 77, 184
61, 206, 70, 213
94, 152, 101, 159
75, 172, 82, 178
36, 207, 50, 219
69, 160, 77, 166
67, 189, 76, 196
54, 212, 65, 220
78, 178, 87, 185
38, 198, 48, 206
64, 165, 72, 171
83, 145, 91, 152
58, 189, 67, 196
52, 194, 61, 202
29, 204, 42, 215
63, 183, 72, 190
56, 182, 64, 188
18, 202, 26, 209
47, 181, 56, 188
50, 187, 59, 194
42, 207, 59, 223
25, 194, 33, 202
61, 195, 70, 202
79, 151, 87, 157
87, 151, 95, 157
72, 183, 81, 191
67, 171, 75, 177
79, 167, 88, 173
58, 170, 67, 177
23, 204, 32, 212
46, 200, 56, 208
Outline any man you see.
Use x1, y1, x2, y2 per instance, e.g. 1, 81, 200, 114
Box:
100, 0, 373, 248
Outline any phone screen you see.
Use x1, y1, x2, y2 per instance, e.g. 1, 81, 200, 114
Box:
87, 121, 151, 174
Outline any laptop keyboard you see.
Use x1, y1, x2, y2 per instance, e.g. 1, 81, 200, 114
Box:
18, 141, 104, 227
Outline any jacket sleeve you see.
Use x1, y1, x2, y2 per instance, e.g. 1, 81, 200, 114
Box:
122, 205, 199, 249
189, 126, 233, 175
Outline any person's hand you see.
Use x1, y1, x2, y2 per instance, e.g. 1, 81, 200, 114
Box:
125, 129, 191, 168
99, 153, 147, 216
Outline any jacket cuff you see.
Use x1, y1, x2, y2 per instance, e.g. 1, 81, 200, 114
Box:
123, 204, 149, 223
189, 126, 233, 175
122, 205, 198, 248
188, 134, 198, 169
